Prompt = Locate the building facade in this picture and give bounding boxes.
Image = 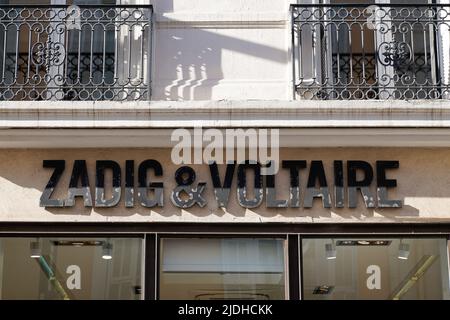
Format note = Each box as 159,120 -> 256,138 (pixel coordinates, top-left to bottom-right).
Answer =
0,0 -> 449,300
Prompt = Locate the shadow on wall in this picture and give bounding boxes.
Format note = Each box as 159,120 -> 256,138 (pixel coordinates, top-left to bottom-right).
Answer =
158,31 -> 287,100
152,1 -> 288,100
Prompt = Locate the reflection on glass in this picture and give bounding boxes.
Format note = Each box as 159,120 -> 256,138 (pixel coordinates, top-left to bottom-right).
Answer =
0,237 -> 142,300
159,238 -> 286,300
302,238 -> 450,300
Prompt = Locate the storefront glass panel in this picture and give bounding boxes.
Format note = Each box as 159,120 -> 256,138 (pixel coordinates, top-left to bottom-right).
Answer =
0,237 -> 143,300
159,238 -> 286,300
302,238 -> 450,300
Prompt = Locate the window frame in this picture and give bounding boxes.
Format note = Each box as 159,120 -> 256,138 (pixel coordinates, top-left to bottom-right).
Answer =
299,233 -> 450,300
156,233 -> 289,301
0,223 -> 449,300
0,232 -> 145,300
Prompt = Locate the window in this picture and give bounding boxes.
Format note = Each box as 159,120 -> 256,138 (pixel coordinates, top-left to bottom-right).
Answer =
0,237 -> 143,299
159,238 -> 287,300
302,237 -> 450,299
292,0 -> 449,99
0,1 -> 152,101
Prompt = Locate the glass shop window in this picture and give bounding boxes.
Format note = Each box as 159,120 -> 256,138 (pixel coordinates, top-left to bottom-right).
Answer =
302,238 -> 450,300
0,237 -> 143,299
159,238 -> 287,300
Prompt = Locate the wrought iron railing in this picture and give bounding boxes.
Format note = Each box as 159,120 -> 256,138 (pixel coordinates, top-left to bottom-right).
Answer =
291,4 -> 450,100
0,4 -> 153,101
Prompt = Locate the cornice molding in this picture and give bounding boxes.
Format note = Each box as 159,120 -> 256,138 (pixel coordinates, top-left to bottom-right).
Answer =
2,100 -> 450,129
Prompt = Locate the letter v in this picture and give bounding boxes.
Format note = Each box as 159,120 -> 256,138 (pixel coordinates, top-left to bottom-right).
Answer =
209,161 -> 236,207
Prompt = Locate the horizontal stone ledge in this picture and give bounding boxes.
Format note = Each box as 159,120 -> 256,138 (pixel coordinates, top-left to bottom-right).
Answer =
0,217 -> 449,223
1,100 -> 450,128
1,128 -> 450,148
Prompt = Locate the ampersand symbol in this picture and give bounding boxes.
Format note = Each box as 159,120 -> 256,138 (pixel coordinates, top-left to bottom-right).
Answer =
170,166 -> 207,208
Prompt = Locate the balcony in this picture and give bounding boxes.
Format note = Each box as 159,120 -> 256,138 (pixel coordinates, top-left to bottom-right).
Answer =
0,4 -> 152,101
291,3 -> 450,100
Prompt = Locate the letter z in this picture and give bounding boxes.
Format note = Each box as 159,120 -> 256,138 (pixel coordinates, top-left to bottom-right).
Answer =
40,160 -> 65,207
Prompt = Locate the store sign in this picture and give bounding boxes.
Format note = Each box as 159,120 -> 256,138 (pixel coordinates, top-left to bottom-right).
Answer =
39,160 -> 402,209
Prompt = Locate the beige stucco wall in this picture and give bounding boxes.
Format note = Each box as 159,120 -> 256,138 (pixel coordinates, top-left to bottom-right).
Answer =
0,148 -> 449,223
